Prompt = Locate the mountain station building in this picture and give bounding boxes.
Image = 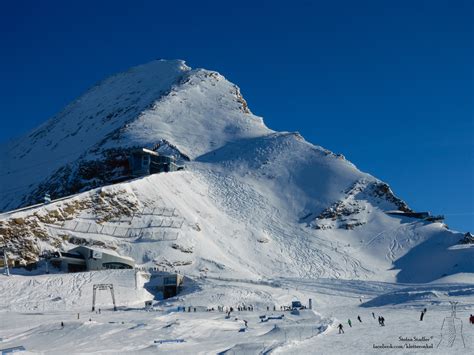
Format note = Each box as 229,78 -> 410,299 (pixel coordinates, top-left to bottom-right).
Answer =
51,246 -> 135,272
146,270 -> 184,299
128,148 -> 184,177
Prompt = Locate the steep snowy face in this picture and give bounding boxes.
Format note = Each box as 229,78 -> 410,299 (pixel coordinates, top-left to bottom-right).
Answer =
197,133 -> 366,218
107,68 -> 271,158
0,60 -> 271,211
2,60 -> 188,172
197,132 -> 409,223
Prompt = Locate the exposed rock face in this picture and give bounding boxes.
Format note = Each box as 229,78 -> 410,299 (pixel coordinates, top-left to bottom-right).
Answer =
0,217 -> 52,266
23,141 -> 190,208
0,187 -> 140,265
366,182 -> 411,213
24,148 -> 130,207
317,200 -> 364,220
460,232 -> 474,244
312,179 -> 411,230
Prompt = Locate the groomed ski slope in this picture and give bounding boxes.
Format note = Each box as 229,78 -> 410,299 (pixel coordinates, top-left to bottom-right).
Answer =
0,271 -> 473,354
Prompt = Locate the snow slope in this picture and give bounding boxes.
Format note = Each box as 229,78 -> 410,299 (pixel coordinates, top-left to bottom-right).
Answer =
1,154 -> 471,283
0,59 -> 472,284
1,273 -> 473,354
0,270 -> 151,312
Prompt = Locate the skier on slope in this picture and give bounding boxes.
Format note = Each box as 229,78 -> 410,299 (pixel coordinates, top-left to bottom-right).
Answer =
357,315 -> 362,322
470,314 -> 474,324
338,323 -> 344,334
348,319 -> 352,327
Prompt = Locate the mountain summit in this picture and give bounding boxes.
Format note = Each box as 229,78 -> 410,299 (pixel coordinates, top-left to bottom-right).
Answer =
0,59 -> 270,210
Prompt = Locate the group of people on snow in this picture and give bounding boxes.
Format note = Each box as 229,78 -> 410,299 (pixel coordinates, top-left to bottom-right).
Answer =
339,307 -> 474,336
347,315 -> 363,328
338,313 -> 385,334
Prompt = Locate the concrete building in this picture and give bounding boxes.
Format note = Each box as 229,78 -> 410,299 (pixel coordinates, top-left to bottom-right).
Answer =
146,271 -> 184,299
51,246 -> 135,272
128,148 -> 184,177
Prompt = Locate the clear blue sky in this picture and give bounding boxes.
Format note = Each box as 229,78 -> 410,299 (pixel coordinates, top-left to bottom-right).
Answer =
1,0 -> 473,231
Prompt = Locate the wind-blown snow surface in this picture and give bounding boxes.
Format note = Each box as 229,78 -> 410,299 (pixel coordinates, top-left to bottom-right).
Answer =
0,59 -> 473,353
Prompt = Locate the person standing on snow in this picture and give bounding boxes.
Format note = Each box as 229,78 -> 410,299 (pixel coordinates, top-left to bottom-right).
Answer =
372,312 -> 375,319
357,315 -> 362,322
348,319 -> 352,327
338,323 -> 344,334
420,308 -> 427,321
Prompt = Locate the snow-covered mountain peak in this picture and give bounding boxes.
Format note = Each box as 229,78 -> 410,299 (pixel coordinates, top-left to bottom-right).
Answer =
1,59 -> 471,285
0,60 -> 271,211
21,59 -> 190,153
110,66 -> 271,158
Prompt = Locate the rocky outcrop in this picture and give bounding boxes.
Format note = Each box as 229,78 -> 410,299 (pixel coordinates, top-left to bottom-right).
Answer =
460,232 -> 474,244
0,217 -> 54,266
312,179 -> 411,231
0,187 -> 140,266
365,182 -> 411,212
23,141 -> 188,208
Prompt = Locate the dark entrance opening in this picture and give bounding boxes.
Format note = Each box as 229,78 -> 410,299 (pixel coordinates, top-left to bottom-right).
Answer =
68,263 -> 87,272
163,286 -> 178,299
